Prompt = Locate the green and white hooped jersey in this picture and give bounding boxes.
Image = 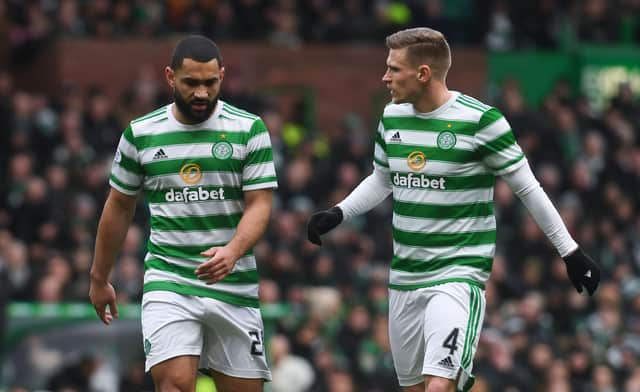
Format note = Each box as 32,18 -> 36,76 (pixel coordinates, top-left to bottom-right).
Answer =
375,91 -> 526,291
110,100 -> 278,308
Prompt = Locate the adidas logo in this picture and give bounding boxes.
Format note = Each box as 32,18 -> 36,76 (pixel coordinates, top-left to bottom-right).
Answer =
437,356 -> 455,369
153,148 -> 168,160
390,131 -> 402,142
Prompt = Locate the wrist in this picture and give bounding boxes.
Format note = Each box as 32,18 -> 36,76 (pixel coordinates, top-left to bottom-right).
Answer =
330,206 -> 344,222
561,244 -> 580,259
563,247 -> 582,261
225,241 -> 245,260
90,270 -> 109,284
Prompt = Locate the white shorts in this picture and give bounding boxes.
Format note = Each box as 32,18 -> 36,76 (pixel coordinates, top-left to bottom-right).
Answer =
141,290 -> 271,381
389,282 -> 485,390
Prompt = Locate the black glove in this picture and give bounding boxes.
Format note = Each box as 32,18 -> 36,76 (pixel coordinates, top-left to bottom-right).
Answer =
307,206 -> 343,246
563,248 -> 601,296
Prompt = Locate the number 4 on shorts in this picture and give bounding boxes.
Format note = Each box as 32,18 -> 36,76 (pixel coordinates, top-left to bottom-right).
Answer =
443,328 -> 459,355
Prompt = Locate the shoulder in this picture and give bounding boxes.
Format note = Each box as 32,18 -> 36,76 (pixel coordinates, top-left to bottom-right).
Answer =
451,93 -> 504,126
219,101 -> 262,127
218,101 -> 269,139
129,105 -> 170,136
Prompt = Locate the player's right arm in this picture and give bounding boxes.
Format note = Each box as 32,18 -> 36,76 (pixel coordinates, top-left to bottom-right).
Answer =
307,121 -> 392,245
89,189 -> 137,324
90,124 -> 143,323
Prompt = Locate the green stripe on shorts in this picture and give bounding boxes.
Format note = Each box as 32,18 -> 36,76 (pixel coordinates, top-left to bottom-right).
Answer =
461,285 -> 482,369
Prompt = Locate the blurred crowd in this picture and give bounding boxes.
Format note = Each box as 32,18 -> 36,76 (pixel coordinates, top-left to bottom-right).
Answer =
2,0 -> 640,65
2,49 -> 640,391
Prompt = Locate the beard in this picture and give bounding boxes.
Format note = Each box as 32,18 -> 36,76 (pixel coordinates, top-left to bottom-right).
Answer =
174,89 -> 218,124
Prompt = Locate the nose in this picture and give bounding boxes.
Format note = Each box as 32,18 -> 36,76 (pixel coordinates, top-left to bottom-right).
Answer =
194,86 -> 208,99
382,71 -> 391,83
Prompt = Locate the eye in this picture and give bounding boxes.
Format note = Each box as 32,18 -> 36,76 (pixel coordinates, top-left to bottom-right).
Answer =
184,79 -> 199,87
203,79 -> 217,87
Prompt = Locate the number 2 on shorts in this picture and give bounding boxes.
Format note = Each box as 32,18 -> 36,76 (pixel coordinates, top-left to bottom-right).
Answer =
249,330 -> 264,356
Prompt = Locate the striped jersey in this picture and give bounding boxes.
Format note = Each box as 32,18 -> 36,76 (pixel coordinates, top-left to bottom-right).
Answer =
109,100 -> 278,308
374,91 -> 526,290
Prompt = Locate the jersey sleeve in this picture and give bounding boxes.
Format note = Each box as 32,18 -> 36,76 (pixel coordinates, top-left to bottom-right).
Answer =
242,118 -> 278,191
373,120 -> 390,177
109,124 -> 143,195
474,108 -> 526,176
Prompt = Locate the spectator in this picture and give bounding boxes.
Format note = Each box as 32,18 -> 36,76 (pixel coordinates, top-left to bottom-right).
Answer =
46,355 -> 98,392
577,0 -> 619,43
0,0 -> 633,48
269,334 -> 315,392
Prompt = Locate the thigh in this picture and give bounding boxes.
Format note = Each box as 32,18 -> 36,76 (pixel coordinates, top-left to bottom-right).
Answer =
142,291 -> 205,373
423,283 -> 485,390
388,288 -> 426,388
199,299 -> 272,382
402,382 -> 425,392
210,369 -> 263,392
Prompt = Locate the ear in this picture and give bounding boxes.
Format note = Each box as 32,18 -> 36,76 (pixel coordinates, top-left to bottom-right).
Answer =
165,66 -> 175,89
219,66 -> 225,82
417,65 -> 432,83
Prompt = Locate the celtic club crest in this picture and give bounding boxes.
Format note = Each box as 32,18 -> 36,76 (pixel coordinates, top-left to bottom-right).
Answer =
437,131 -> 457,150
212,141 -> 233,160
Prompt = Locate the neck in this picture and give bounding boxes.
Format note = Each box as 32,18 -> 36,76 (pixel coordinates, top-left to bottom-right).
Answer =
413,81 -> 451,113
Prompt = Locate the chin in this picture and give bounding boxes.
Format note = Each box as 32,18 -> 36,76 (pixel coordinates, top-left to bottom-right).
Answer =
191,114 -> 210,122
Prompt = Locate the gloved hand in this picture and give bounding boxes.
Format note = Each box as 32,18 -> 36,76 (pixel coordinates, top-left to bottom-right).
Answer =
307,206 -> 343,246
562,248 -> 601,296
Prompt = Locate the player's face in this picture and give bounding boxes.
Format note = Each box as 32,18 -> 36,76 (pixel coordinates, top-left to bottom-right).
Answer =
382,48 -> 422,104
167,58 -> 225,123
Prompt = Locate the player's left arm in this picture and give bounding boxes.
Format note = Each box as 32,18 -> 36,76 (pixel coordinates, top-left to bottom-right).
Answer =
476,108 -> 600,295
500,164 -> 600,295
196,189 -> 272,284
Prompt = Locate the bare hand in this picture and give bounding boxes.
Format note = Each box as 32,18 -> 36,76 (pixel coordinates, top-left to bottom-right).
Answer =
196,246 -> 240,284
89,280 -> 119,325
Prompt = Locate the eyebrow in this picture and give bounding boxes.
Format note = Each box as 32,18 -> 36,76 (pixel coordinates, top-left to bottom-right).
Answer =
181,76 -> 219,82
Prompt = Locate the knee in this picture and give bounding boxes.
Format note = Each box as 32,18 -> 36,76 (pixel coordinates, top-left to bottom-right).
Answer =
425,376 -> 455,392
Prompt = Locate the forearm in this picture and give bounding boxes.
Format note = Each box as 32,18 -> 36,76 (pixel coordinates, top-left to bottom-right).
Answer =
337,168 -> 392,220
227,190 -> 272,257
501,163 -> 578,257
90,191 -> 137,282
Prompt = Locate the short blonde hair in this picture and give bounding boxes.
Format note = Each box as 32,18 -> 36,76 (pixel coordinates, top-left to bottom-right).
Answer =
385,28 -> 451,80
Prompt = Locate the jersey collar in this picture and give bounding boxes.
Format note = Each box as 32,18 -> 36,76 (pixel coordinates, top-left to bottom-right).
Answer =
412,91 -> 460,118
168,99 -> 224,128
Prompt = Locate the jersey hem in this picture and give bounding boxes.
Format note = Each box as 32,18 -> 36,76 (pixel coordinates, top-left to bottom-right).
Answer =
493,155 -> 527,176
242,182 -> 278,191
422,365 -> 458,380
397,375 -> 427,388
388,278 -> 485,291
145,348 -> 202,373
143,281 -> 260,308
199,363 -> 272,382
109,181 -> 139,196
